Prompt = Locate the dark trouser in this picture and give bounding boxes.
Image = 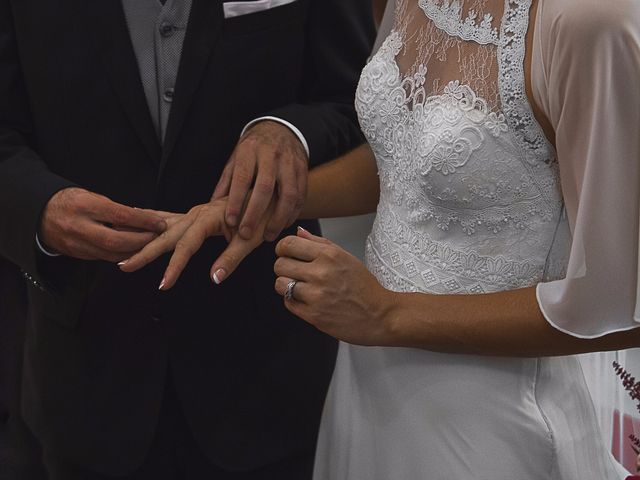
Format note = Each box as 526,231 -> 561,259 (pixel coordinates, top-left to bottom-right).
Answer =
41,376 -> 315,480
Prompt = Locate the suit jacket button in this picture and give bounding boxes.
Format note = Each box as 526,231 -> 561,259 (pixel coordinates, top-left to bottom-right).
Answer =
163,88 -> 174,103
159,23 -> 175,37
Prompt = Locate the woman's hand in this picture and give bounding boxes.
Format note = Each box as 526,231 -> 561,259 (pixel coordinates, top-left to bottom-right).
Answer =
120,198 -> 271,290
274,227 -> 396,346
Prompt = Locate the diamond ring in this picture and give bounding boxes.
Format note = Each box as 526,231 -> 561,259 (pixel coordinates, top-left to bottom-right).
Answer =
284,280 -> 298,301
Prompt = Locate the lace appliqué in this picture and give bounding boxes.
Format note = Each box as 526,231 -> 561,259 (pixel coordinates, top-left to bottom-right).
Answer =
365,208 -> 543,295
418,0 -> 499,45
498,0 -> 555,166
357,32 -> 559,236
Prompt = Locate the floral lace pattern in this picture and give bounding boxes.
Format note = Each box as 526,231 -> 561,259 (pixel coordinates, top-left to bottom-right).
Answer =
418,0 -> 499,45
365,206 -> 545,295
357,0 -> 565,294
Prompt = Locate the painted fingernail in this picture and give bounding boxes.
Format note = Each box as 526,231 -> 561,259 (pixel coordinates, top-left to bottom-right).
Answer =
118,260 -> 129,267
212,268 -> 227,285
297,226 -> 309,234
158,278 -> 166,290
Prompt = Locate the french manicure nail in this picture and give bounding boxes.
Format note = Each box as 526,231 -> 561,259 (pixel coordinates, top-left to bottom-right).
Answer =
212,268 -> 227,285
297,226 -> 309,234
158,278 -> 166,290
118,260 -> 129,267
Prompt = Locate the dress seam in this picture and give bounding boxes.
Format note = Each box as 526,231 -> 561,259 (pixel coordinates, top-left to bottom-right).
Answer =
533,358 -> 558,480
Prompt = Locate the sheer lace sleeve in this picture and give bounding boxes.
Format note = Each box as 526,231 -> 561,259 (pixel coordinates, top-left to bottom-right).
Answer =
533,0 -> 640,338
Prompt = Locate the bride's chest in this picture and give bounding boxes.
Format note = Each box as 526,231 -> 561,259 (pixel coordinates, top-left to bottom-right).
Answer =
356,1 -> 560,234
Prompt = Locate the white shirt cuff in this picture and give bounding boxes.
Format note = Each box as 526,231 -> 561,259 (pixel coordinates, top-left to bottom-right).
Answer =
241,116 -> 310,158
35,233 -> 62,257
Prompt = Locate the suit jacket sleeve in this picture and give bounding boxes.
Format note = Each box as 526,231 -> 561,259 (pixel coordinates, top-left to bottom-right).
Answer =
265,0 -> 376,168
0,0 -> 76,275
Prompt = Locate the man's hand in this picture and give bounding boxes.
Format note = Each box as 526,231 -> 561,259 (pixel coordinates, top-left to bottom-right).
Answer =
39,187 -> 167,263
212,120 -> 308,242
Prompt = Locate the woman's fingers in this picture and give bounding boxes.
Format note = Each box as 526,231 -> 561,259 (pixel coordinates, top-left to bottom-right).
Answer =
296,226 -> 331,243
210,199 -> 276,284
275,234 -> 325,262
160,222 -> 211,290
120,220 -> 191,273
273,257 -> 313,283
159,204 -> 227,289
209,232 -> 263,285
274,276 -> 310,304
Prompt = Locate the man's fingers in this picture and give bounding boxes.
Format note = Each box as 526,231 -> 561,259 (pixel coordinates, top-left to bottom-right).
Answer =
265,166 -> 299,241
225,152 -> 257,227
212,161 -> 234,201
83,224 -> 157,254
238,157 -> 277,239
92,200 -> 167,234
71,241 -> 138,263
287,166 -> 308,227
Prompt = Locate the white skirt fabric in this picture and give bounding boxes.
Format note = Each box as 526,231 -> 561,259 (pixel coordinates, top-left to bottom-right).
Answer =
313,343 -> 629,479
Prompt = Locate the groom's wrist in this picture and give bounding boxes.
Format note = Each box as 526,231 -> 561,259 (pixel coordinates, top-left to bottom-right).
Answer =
241,116 -> 310,159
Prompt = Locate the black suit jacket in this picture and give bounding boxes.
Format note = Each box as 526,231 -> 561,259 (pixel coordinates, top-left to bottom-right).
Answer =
0,258 -> 26,423
0,0 -> 374,474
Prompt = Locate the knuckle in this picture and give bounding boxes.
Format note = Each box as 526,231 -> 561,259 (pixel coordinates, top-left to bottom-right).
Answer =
111,208 -> 130,226
254,180 -> 274,195
102,235 -> 122,252
273,258 -> 283,274
242,135 -> 258,149
57,217 -> 73,234
280,236 -> 296,252
323,247 -> 340,262
222,251 -> 239,267
235,170 -> 254,185
175,240 -> 195,256
315,266 -> 331,282
261,145 -> 278,158
188,205 -> 202,216
280,188 -> 299,203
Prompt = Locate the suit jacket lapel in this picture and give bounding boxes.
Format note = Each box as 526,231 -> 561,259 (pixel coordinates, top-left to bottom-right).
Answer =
160,0 -> 224,176
96,1 -> 162,165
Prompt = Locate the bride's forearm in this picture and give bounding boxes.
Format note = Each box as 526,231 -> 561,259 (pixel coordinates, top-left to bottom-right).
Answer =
300,143 -> 380,219
382,287 -> 640,356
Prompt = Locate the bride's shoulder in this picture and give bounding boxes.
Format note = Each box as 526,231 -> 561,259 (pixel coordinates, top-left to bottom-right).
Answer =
538,0 -> 639,36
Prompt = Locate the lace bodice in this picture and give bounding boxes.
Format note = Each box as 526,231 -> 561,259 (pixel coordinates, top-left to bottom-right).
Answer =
359,0 -> 565,295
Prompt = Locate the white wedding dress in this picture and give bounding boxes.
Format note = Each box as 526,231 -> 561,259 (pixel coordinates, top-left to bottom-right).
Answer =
313,0 -> 640,478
